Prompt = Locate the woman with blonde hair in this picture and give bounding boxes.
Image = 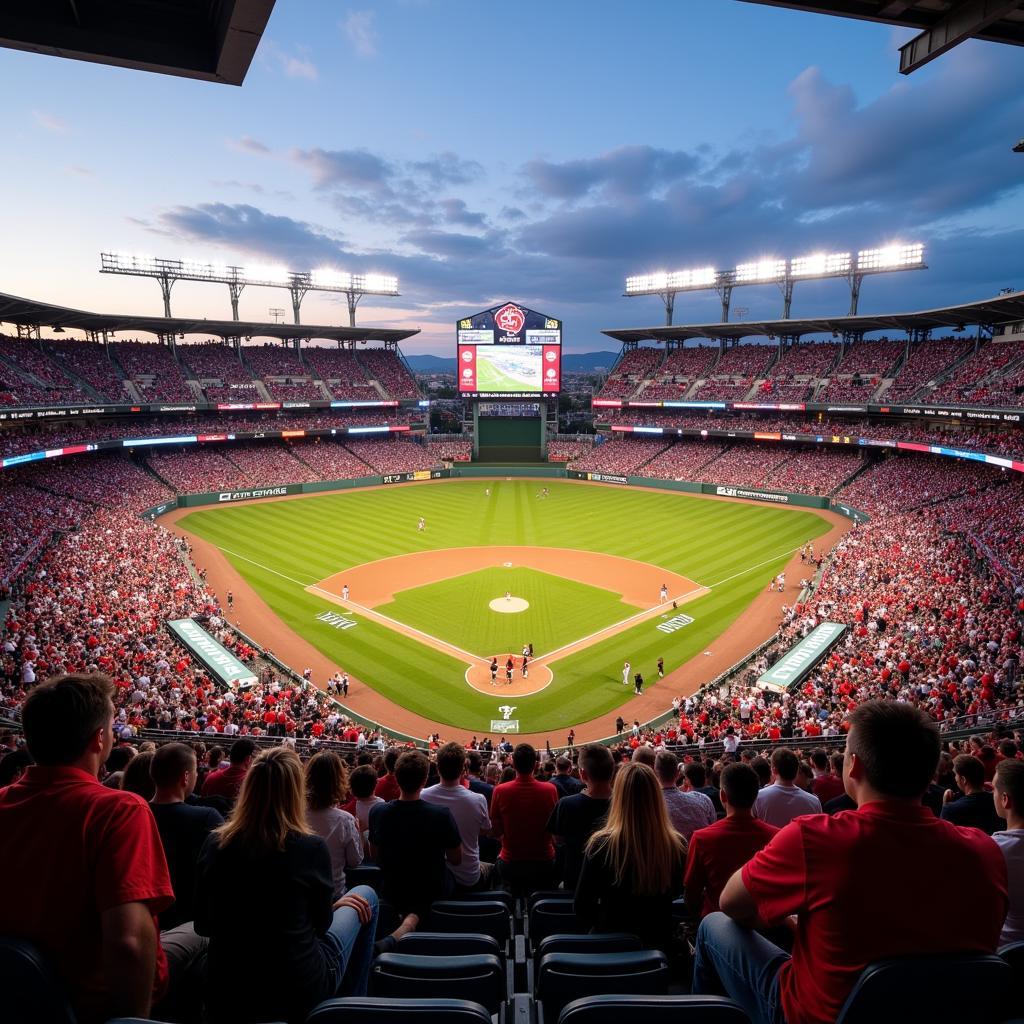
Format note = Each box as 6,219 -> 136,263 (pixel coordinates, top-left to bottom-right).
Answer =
306,749 -> 363,899
195,746 -> 378,1024
574,761 -> 686,950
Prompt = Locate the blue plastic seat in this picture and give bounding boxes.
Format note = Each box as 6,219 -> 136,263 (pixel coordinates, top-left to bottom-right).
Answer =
529,898 -> 584,948
306,997 -> 492,1024
0,935 -> 77,1024
536,950 -> 669,1022
430,900 -> 511,944
394,932 -> 502,958
834,954 -> 1011,1024
558,994 -> 751,1024
345,865 -> 383,892
454,889 -> 517,915
369,953 -> 506,1015
533,932 -> 642,967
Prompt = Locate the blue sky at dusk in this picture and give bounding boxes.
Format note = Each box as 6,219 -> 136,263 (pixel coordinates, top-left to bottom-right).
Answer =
1,0 -> 1023,354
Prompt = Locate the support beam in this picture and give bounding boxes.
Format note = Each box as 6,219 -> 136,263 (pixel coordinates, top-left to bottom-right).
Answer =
289,282 -> 309,325
898,0 -> 1021,74
848,273 -> 864,317
780,278 -> 795,320
660,291 -> 675,326
227,279 -> 245,320
716,284 -> 733,323
346,289 -> 361,327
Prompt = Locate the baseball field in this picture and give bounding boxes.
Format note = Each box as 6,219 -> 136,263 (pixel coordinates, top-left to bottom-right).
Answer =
175,478 -> 833,737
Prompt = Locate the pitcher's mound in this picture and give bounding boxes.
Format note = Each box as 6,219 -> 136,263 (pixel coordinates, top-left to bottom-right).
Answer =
490,596 -> 529,613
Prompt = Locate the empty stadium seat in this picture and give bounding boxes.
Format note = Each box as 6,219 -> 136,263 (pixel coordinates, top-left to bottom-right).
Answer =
430,900 -> 512,944
534,932 -> 642,965
455,888 -> 517,914
346,865 -> 383,891
306,997 -> 492,1024
395,932 -> 503,958
1000,941 -> 1024,995
834,955 -> 1011,1024
529,898 -> 584,947
557,994 -> 751,1024
369,953 -> 506,1015
0,935 -> 77,1024
535,950 -> 669,1022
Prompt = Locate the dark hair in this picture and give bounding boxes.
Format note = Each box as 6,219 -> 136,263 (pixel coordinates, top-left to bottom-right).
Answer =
151,742 -> 196,789
721,762 -> 760,810
349,763 -> 378,799
383,746 -> 402,773
654,750 -> 679,784
579,743 -> 614,783
436,742 -> 466,782
847,700 -> 939,799
810,749 -> 829,771
555,756 -> 571,773
305,750 -> 350,810
122,752 -> 156,800
770,748 -> 799,782
22,673 -> 114,766
207,746 -> 225,769
750,756 -> 771,787
395,750 -> 429,794
999,739 -> 1019,759
466,750 -> 483,774
105,745 -> 135,773
228,739 -> 256,766
683,761 -> 707,788
995,759 -> 1024,811
512,743 -> 537,774
0,749 -> 33,787
830,752 -> 845,775
953,753 -> 985,789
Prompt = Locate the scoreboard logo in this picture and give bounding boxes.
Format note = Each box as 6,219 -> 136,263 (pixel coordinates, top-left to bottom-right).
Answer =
459,318 -> 472,329
494,303 -> 525,335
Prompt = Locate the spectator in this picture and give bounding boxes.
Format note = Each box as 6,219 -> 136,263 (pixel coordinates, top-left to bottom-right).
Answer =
810,750 -> 846,805
102,743 -> 135,790
422,741 -> 491,892
694,701 -> 1008,1024
547,743 -> 615,890
752,748 -> 822,827
195,747 -> 379,1024
150,742 -> 223,930
305,751 -> 363,900
0,673 -> 195,1024
122,750 -> 156,800
683,761 -> 725,815
374,746 -> 403,801
201,738 -> 255,803
490,742 -> 560,892
369,750 -> 461,917
551,754 -> 584,798
575,762 -> 686,950
685,763 -> 779,918
993,759 -> 1024,945
466,749 -> 494,804
941,754 -> 1003,835
657,750 -> 716,840
345,763 -> 384,843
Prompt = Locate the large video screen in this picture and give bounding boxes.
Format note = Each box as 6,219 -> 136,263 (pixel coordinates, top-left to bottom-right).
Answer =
456,302 -> 561,398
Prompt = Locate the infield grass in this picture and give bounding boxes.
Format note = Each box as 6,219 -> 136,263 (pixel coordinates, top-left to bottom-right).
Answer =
178,478 -> 831,736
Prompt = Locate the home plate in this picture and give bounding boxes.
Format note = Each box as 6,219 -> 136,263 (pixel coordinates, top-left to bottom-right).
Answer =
490,596 -> 529,613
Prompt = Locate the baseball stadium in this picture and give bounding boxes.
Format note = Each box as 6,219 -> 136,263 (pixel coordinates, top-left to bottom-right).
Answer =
1,3 -> 1023,1024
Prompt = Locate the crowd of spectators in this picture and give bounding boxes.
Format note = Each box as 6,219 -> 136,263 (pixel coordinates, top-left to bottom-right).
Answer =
288,439 -> 376,479
178,343 -> 253,386
302,348 -> 376,400
928,342 -> 1024,408
883,337 -> 972,402
642,441 -> 727,481
831,337 -> 904,376
769,341 -> 840,378
221,444 -> 322,486
146,450 -> 249,493
568,437 -> 671,474
344,437 -> 436,474
45,338 -> 126,400
111,341 -> 195,402
242,344 -> 305,377
261,381 -> 328,402
0,337 -> 91,405
547,438 -> 594,462
358,349 -> 420,399
424,438 -> 472,461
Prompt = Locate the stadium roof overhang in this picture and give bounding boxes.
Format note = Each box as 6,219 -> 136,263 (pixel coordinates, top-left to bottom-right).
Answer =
602,290 -> 1024,344
737,1 -> 1024,74
0,291 -> 419,344
0,0 -> 276,85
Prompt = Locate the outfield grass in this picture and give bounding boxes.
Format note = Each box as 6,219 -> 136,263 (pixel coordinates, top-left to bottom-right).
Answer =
178,479 -> 831,736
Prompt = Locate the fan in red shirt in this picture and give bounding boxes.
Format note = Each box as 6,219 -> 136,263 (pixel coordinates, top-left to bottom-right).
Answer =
0,673 -> 200,1024
809,749 -> 846,805
202,738 -> 255,803
374,747 -> 403,801
489,743 -> 559,891
685,762 -> 778,918
693,701 -> 1008,1024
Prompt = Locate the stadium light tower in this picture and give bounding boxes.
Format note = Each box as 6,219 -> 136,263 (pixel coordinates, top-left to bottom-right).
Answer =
99,253 -> 399,325
624,243 -> 925,323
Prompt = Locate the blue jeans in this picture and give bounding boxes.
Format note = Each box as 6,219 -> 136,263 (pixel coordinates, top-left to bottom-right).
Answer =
321,884 -> 379,997
692,912 -> 789,1024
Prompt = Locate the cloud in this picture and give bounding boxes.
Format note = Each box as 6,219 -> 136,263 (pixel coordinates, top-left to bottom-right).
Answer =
231,136 -> 272,155
33,110 -> 69,134
410,152 -> 484,187
280,54 -> 318,80
440,199 -> 487,228
292,147 -> 394,190
260,40 -> 319,80
67,165 -> 94,177
342,10 -> 378,57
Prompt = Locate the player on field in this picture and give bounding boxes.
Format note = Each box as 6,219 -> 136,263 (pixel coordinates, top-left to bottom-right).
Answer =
417,517 -> 425,531
490,658 -> 498,685
505,657 -> 514,685
342,584 -> 349,600
622,660 -> 631,686
659,583 -> 669,603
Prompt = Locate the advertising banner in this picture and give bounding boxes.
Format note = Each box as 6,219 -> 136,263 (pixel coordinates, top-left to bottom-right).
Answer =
756,622 -> 847,693
165,618 -> 258,688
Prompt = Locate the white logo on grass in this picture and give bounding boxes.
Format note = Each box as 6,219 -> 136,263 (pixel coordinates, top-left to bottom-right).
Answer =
498,705 -> 517,720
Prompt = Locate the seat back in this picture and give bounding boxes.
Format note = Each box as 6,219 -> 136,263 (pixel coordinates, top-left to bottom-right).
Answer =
306,996 -> 492,1024
0,936 -> 77,1024
558,994 -> 751,1024
1001,940 -> 1024,993
454,889 -> 516,914
835,955 -> 1011,1024
345,865 -> 383,892
529,898 -> 583,946
430,900 -> 511,943
534,932 -> 642,968
394,932 -> 501,958
536,950 -> 669,1021
370,953 -> 506,1015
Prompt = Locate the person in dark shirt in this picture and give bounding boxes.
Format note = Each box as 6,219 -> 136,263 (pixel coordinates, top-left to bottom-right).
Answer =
195,747 -> 378,1024
150,743 -> 223,930
941,754 -> 1003,835
551,755 -> 584,799
466,750 -> 494,805
684,761 -> 724,815
369,750 -> 462,918
201,738 -> 255,805
548,744 -> 614,889
575,761 -> 685,951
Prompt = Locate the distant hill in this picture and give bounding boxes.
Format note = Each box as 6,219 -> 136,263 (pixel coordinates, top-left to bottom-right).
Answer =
406,351 -> 619,373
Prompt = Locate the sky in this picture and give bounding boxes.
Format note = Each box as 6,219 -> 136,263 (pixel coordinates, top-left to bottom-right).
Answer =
1,0 -> 1023,355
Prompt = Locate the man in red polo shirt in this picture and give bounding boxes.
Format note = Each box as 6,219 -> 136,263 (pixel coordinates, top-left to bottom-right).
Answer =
0,674 -> 194,1023
374,746 -> 403,801
202,737 -> 255,803
489,743 -> 559,891
693,701 -> 1008,1024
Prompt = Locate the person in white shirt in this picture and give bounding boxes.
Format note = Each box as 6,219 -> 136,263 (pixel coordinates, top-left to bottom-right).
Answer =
622,661 -> 631,686
422,742 -> 491,891
349,764 -> 385,851
753,747 -> 822,827
304,750 -> 363,900
993,758 -> 1024,945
